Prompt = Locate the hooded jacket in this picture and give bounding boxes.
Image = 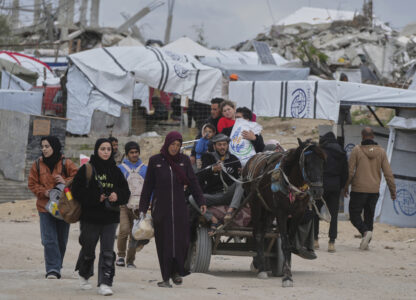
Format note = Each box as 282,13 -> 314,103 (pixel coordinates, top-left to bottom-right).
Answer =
319,132 -> 348,192
345,139 -> 396,196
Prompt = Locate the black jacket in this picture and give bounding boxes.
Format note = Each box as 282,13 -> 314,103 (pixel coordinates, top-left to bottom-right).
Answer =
197,151 -> 241,194
319,132 -> 349,192
72,164 -> 130,224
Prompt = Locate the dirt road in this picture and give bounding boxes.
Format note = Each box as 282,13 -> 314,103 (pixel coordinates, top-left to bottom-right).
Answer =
0,199 -> 415,300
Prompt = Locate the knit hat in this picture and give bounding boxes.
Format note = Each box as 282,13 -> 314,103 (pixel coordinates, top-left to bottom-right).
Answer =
125,141 -> 140,155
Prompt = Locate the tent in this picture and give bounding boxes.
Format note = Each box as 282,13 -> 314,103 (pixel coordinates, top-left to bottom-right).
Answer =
230,80 -> 416,227
0,57 -> 38,85
0,90 -> 43,115
0,51 -> 59,86
66,46 -> 222,134
163,37 -> 216,57
1,70 -> 32,90
200,50 -> 288,66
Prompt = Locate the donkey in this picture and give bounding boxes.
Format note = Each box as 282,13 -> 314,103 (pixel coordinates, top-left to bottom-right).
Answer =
242,138 -> 325,287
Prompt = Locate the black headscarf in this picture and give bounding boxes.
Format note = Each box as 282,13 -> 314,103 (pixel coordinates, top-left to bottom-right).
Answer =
160,131 -> 190,186
40,136 -> 62,173
89,138 -> 116,176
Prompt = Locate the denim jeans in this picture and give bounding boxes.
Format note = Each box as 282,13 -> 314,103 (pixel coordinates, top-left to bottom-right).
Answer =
39,212 -> 70,276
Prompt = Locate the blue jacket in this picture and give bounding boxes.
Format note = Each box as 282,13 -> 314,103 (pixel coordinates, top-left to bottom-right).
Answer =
195,138 -> 211,159
118,158 -> 147,180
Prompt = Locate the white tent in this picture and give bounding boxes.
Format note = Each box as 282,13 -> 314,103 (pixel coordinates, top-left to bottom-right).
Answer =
163,37 -> 216,57
0,90 -> 43,115
66,46 -> 222,134
200,50 -> 288,66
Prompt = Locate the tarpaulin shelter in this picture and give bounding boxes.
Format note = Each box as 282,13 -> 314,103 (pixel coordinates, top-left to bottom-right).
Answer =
0,90 -> 43,115
0,58 -> 38,85
0,51 -> 58,85
66,46 -> 222,134
230,80 -> 416,227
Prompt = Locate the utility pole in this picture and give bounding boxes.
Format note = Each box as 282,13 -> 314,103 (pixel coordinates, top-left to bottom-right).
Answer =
33,0 -> 41,29
57,0 -> 68,40
90,0 -> 100,27
43,0 -> 54,41
164,0 -> 175,44
11,0 -> 19,29
79,0 -> 88,27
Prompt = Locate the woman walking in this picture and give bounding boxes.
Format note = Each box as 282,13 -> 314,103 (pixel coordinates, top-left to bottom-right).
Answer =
71,138 -> 130,296
28,136 -> 78,279
139,131 -> 206,288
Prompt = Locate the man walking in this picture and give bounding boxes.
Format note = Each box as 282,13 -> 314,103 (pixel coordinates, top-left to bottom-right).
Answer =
117,141 -> 148,268
345,127 -> 396,250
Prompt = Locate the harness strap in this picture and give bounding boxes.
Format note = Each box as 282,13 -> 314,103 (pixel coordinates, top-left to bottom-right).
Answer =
257,186 -> 273,212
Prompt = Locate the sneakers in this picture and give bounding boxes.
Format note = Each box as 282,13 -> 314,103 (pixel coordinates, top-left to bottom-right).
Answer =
360,231 -> 373,250
46,271 -> 60,279
157,280 -> 172,288
79,276 -> 92,290
314,239 -> 319,250
127,263 -> 136,269
98,284 -> 113,296
116,257 -> 125,267
328,241 -> 336,253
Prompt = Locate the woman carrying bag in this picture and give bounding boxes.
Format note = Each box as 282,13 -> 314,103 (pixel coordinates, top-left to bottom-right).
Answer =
138,131 -> 206,288
28,136 -> 78,279
71,138 -> 130,296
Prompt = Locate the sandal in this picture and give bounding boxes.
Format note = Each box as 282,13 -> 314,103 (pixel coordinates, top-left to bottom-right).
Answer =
172,273 -> 183,285
208,222 -> 222,236
224,211 -> 233,222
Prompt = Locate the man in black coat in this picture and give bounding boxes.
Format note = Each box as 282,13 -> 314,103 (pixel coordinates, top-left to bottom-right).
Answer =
190,134 -> 242,232
314,131 -> 348,252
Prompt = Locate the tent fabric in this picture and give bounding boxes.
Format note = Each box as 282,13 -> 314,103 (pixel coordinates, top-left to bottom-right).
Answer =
388,116 -> 416,130
68,46 -> 222,105
0,57 -> 38,85
339,81 -> 416,107
199,62 -> 309,81
162,37 -> 216,56
0,90 -> 42,115
229,80 -> 340,121
1,70 -> 32,90
0,51 -> 58,86
66,66 -> 121,135
200,50 -> 288,66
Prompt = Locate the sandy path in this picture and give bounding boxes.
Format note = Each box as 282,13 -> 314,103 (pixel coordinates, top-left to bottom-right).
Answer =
0,200 -> 415,300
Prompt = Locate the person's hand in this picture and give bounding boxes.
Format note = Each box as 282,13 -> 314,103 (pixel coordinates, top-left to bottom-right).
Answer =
190,156 -> 196,165
391,192 -> 396,201
212,162 -> 222,173
242,130 -> 256,141
200,205 -> 207,215
44,190 -> 50,197
100,194 -> 106,202
109,192 -> 118,202
344,189 -> 349,198
54,175 -> 65,184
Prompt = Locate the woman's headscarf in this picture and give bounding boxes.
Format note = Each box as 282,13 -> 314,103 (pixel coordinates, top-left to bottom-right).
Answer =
160,131 -> 189,186
89,138 -> 116,176
40,136 -> 62,173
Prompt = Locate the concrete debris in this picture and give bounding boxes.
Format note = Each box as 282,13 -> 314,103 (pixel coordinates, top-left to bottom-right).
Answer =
237,17 -> 416,86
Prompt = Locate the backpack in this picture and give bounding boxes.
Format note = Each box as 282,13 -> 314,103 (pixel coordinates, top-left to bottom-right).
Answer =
121,162 -> 145,210
58,163 -> 93,223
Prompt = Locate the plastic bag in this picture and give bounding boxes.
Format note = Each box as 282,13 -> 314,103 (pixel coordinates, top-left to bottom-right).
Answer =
132,213 -> 154,240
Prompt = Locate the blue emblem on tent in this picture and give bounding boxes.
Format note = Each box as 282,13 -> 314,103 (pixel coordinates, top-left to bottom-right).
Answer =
393,188 -> 416,216
174,64 -> 189,79
291,88 -> 307,118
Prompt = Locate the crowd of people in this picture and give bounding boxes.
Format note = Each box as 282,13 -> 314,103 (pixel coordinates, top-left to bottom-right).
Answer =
27,96 -> 397,296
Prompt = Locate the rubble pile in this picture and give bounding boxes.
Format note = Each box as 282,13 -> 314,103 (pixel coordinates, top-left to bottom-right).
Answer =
237,17 -> 416,86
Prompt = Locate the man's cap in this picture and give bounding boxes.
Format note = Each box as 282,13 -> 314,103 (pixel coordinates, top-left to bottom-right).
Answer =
212,133 -> 230,143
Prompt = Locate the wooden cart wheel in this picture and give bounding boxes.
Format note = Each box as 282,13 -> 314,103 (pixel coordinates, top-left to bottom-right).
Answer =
188,226 -> 212,273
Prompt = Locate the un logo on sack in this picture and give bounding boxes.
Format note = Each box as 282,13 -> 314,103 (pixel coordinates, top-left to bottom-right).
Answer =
344,143 -> 355,158
291,89 -> 307,118
174,64 -> 189,79
394,187 -> 416,216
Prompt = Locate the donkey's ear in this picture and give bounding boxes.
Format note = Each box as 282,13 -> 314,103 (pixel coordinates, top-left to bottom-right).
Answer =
297,138 -> 303,146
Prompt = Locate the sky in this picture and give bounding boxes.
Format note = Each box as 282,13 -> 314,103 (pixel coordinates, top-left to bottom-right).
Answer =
98,0 -> 416,48
6,0 -> 416,48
